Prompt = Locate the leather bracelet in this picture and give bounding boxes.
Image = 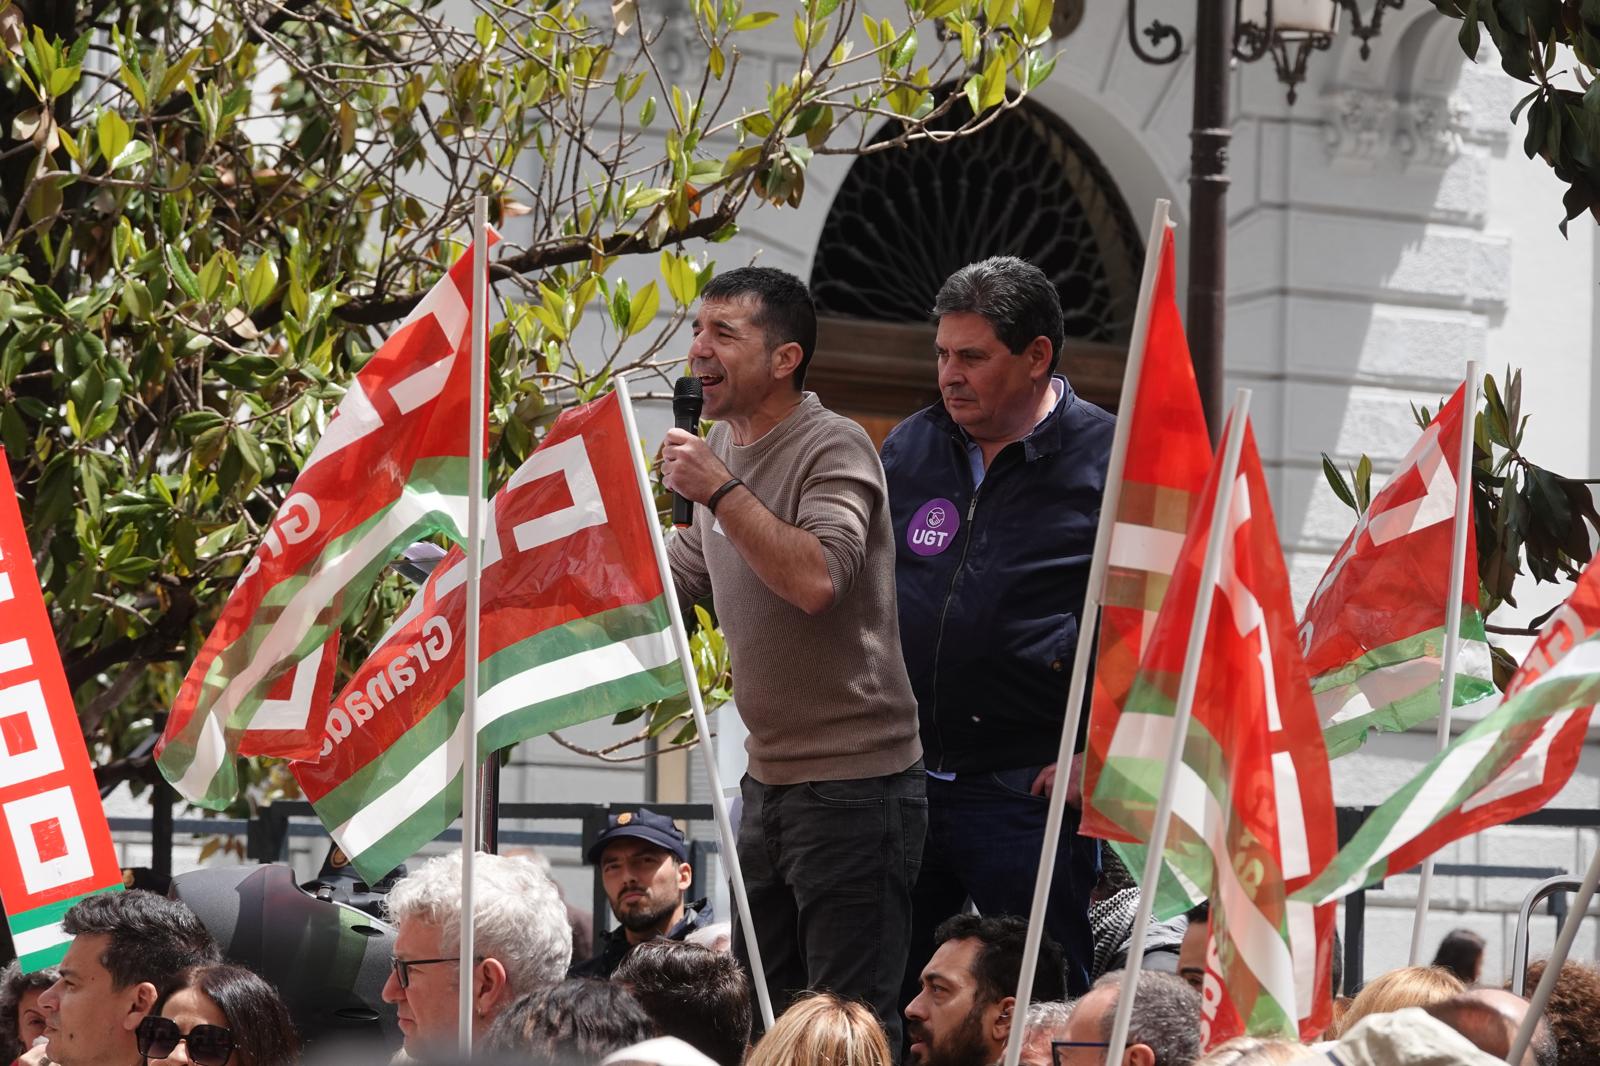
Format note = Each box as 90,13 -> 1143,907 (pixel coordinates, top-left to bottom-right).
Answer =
707,477 -> 745,514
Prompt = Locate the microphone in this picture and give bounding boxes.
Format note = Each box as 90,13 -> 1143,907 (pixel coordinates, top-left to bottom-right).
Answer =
672,376 -> 704,528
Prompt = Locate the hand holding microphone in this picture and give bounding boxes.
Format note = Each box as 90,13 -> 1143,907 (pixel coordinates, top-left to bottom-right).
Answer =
664,375 -> 744,526
670,377 -> 703,527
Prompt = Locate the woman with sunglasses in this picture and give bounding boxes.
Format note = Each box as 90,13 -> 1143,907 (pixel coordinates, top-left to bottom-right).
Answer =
138,964 -> 299,1066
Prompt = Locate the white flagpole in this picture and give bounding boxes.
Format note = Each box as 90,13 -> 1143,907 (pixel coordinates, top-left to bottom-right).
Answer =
1105,388 -> 1252,1066
1509,843 -> 1600,1064
456,195 -> 489,1055
1001,198 -> 1173,1066
613,375 -> 776,1030
1408,361 -> 1480,966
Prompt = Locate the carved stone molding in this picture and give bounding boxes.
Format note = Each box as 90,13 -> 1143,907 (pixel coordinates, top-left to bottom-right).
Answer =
1322,89 -> 1397,171
1322,88 -> 1467,171
1396,94 -> 1466,171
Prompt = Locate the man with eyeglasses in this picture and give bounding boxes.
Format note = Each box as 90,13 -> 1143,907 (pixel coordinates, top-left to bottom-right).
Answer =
904,914 -> 1065,1066
35,891 -> 220,1066
1054,971 -> 1201,1066
381,851 -> 570,1056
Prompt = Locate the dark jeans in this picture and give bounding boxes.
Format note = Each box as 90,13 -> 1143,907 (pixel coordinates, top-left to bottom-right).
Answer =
731,762 -> 927,1054
901,765 -> 1098,1013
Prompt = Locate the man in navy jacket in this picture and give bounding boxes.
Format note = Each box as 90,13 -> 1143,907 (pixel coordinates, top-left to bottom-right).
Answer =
882,256 -> 1114,1003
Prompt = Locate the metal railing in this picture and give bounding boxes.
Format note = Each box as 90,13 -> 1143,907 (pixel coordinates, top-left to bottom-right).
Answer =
118,800 -> 721,957
110,795 -> 1600,983
1338,805 -> 1600,990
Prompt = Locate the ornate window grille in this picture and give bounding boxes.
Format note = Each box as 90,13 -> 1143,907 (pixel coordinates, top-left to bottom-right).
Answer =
809,96 -> 1144,348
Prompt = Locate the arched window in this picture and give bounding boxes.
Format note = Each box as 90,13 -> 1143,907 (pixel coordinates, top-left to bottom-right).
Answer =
806,96 -> 1143,441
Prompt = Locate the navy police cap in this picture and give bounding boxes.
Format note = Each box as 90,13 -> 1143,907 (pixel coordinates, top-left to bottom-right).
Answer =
584,808 -> 689,865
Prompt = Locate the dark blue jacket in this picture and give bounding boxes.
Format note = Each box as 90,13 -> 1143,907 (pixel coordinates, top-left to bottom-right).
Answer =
881,377 -> 1114,773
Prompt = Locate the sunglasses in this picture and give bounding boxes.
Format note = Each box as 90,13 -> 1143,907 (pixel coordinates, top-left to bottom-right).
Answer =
136,1016 -> 234,1066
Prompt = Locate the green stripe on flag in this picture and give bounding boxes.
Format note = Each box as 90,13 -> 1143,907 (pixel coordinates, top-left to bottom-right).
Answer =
9,883 -> 124,971
344,658 -> 685,882
310,600 -> 686,881
1297,648 -> 1600,903
159,460 -> 473,807
313,599 -> 676,827
1315,616 -> 1496,759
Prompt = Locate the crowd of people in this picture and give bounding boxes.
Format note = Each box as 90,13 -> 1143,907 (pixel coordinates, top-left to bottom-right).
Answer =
3,871 -> 1599,1066
11,252 -> 1591,1066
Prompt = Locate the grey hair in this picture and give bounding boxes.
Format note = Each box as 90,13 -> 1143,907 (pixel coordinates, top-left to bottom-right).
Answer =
1092,971 -> 1203,1066
1023,1000 -> 1074,1043
932,256 -> 1065,371
384,851 -> 571,998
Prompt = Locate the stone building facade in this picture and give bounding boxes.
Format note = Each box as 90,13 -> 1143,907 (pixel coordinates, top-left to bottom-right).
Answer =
119,0 -> 1600,988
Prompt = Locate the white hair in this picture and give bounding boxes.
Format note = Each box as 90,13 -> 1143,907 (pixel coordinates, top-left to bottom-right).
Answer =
384,851 -> 571,997
1023,1000 -> 1074,1042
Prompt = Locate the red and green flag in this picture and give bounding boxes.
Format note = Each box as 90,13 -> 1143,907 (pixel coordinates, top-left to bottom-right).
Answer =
1080,223 -> 1214,844
1090,420 -> 1337,1045
1298,552 -> 1600,904
157,232 -> 498,808
1299,383 -> 1494,757
294,390 -> 686,882
0,451 -> 125,969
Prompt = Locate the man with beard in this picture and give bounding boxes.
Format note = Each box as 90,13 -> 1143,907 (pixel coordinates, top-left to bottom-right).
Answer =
904,915 -> 1065,1066
570,809 -> 714,979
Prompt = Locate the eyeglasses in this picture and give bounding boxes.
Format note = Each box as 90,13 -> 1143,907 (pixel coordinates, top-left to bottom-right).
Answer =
136,1016 -> 234,1066
389,954 -> 483,989
1051,1041 -> 1112,1066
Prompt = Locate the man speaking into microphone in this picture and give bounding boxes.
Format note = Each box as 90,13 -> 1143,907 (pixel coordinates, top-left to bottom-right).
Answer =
661,266 -> 924,1053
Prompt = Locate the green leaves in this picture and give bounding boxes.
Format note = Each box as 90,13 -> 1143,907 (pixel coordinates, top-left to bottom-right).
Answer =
244,254 -> 279,311
0,0 -> 1059,799
1435,0 -> 1600,227
97,110 -> 130,162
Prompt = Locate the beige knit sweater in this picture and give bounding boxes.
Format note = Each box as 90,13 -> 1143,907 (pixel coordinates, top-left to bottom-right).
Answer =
667,393 -> 922,785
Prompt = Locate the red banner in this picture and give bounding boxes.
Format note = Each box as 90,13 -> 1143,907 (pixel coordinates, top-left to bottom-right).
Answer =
0,451 -> 123,942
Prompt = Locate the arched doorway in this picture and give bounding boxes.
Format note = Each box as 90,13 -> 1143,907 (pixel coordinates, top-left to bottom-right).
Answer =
806,96 -> 1145,445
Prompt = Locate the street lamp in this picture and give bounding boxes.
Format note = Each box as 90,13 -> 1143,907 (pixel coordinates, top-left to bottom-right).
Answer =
1236,0 -> 1406,103
1122,0 -> 1403,435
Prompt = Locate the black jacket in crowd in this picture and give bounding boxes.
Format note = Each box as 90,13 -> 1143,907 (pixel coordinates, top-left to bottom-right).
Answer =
881,376 -> 1115,773
566,896 -> 715,979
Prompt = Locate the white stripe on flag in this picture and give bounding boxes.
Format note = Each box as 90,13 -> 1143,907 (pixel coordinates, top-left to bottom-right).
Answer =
1172,762 -> 1300,1025
1458,707 -> 1581,815
1271,751 -> 1310,880
404,259 -> 469,343
390,355 -> 456,416
1321,656 -> 1442,725
12,921 -> 71,958
1349,637 -> 1600,875
244,645 -> 329,732
333,625 -> 679,857
1108,523 -> 1185,573
1110,712 -> 1307,1024
301,375 -> 385,474
1287,900 -> 1318,1019
1106,710 -> 1176,760
175,490 -> 470,800
0,573 -> 12,603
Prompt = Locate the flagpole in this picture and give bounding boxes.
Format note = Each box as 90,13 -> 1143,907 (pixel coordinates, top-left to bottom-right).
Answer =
1408,361 -> 1479,966
613,375 -> 776,1031
456,195 -> 489,1056
1509,842 -> 1600,1064
1001,198 -> 1174,1066
1105,388 -> 1252,1066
